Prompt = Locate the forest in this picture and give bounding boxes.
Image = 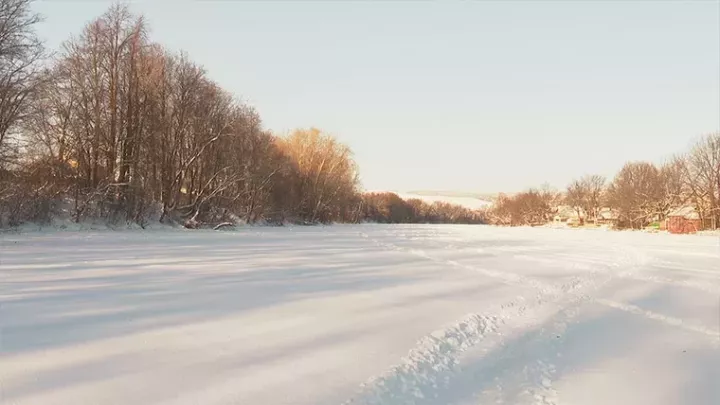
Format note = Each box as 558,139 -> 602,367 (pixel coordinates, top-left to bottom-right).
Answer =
0,1 -> 483,228
1,1 -> 716,231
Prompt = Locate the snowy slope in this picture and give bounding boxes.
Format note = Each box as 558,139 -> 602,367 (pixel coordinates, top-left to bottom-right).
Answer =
396,193 -> 492,210
1,225 -> 719,405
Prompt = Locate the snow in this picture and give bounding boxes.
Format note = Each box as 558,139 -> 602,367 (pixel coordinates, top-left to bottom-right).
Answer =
1,225 -> 719,405
395,193 -> 492,210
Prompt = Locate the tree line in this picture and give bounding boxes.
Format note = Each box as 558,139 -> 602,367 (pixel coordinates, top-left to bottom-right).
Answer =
0,1 -> 482,228
3,1 -> 714,230
361,192 -> 485,224
487,132 -> 720,229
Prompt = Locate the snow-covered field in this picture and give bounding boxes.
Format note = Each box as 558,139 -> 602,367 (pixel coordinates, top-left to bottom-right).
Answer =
2,225 -> 719,405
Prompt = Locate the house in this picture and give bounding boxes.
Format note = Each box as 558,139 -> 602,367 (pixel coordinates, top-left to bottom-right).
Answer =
666,206 -> 701,234
596,208 -> 619,227
553,205 -> 582,226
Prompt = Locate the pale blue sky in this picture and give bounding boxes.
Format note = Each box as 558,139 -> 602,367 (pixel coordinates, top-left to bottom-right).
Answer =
32,0 -> 719,193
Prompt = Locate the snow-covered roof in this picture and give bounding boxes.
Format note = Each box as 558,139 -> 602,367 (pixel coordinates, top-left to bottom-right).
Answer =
598,208 -> 619,220
668,206 -> 700,219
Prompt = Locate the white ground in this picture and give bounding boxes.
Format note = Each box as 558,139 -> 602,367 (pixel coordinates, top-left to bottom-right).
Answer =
1,225 -> 719,405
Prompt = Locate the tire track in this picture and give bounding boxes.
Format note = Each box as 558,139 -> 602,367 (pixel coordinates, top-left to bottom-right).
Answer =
341,314 -> 502,405
400,235 -> 718,340
364,229 -> 719,338
347,229 -> 719,405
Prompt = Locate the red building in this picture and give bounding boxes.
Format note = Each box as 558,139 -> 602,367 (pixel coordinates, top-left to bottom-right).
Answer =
666,206 -> 702,234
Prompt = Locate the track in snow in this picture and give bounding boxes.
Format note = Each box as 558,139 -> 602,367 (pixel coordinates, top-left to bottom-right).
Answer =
348,227 -> 720,405
1,225 -> 719,405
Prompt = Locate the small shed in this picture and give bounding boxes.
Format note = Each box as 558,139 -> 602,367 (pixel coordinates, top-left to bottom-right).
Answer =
667,206 -> 701,234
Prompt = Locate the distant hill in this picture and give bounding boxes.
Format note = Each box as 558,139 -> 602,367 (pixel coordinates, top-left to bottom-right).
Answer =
406,190 -> 499,201
395,191 -> 493,210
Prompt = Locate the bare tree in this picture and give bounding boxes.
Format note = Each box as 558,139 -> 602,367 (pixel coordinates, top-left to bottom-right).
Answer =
565,179 -> 587,222
684,133 -> 720,228
488,189 -> 553,226
657,158 -> 686,218
583,175 -> 605,223
0,0 -> 44,166
606,162 -> 663,228
277,128 -> 359,223
564,175 -> 605,224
